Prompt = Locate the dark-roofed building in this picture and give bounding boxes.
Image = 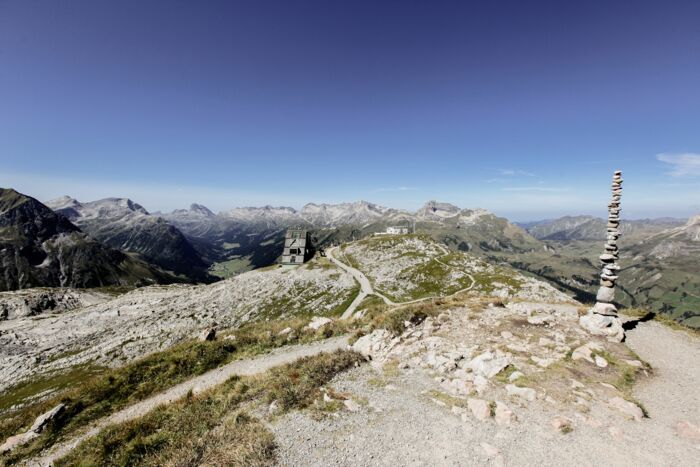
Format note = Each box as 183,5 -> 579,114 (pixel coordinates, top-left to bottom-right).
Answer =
281,228 -> 312,264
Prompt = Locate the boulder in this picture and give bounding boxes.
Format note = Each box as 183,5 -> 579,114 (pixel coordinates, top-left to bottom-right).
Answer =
199,327 -> 216,341
494,401 -> 516,426
608,397 -> 644,421
467,398 -> 491,421
351,329 -> 391,360
596,286 -> 615,303
590,302 -> 618,317
505,384 -> 536,401
579,312 -> 624,342
595,355 -> 608,368
467,351 -> 510,379
0,403 -> 65,453
527,314 -> 554,326
306,316 -> 333,331
571,342 -> 604,363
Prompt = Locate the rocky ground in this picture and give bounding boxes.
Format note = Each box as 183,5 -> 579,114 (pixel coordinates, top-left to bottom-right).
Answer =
270,301 -> 700,466
0,260 -> 357,395
342,235 -> 572,303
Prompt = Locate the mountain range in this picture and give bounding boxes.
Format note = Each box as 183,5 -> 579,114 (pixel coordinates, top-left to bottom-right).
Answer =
1,186 -> 696,328
0,189 -> 175,291
46,196 -> 212,282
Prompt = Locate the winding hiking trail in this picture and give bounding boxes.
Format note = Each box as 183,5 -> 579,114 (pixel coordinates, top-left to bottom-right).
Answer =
26,336 -> 350,467
624,318 -> 700,444
327,243 -> 475,319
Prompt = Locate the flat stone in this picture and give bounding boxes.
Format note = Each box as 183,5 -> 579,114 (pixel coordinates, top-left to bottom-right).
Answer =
677,421 -> 700,441
467,351 -> 510,379
596,286 -> 615,303
600,280 -> 615,288
599,254 -> 616,262
595,355 -> 609,368
609,397 -> 644,421
579,312 -> 624,341
494,401 -> 516,426
505,384 -> 536,401
527,314 -> 554,326
591,302 -> 618,316
306,316 -> 333,330
467,398 -> 491,421
508,371 -> 524,382
572,341 -> 604,363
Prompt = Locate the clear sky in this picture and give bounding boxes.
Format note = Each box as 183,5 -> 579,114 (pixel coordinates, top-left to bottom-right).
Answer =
1,0 -> 699,221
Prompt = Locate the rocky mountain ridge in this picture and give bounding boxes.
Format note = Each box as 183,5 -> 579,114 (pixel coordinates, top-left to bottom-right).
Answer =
46,196 -> 211,282
0,189 -> 174,291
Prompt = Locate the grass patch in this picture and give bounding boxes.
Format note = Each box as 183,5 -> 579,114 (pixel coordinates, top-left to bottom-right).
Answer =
0,317 -> 351,464
427,390 -> 467,408
54,350 -> 362,466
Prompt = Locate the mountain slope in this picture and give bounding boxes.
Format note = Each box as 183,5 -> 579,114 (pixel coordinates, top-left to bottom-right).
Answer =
524,215 -> 685,242
47,197 -> 211,282
163,200 -> 543,278
0,188 -> 175,291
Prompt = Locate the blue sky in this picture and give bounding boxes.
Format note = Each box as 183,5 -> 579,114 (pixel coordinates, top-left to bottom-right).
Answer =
1,0 -> 699,220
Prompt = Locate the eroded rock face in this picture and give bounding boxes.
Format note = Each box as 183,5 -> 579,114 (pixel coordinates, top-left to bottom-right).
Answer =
0,263 -> 357,393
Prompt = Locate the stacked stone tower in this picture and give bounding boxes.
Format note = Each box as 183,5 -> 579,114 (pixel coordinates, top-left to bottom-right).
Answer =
580,171 -> 625,341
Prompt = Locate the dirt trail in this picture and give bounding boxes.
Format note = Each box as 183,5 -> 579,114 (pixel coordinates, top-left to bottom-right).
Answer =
26,336 -> 350,467
624,319 -> 700,439
328,243 -> 475,319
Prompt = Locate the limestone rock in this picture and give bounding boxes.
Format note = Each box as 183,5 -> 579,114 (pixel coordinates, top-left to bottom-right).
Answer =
609,397 -> 644,421
351,329 -> 391,360
0,403 -> 65,453
199,327 -> 216,341
494,401 -> 516,426
306,316 -> 333,331
527,314 -> 554,326
467,351 -> 510,379
594,355 -> 608,368
467,398 -> 491,421
590,302 -> 618,317
579,313 -> 624,342
596,286 -> 615,303
505,384 -> 536,401
480,442 -> 500,458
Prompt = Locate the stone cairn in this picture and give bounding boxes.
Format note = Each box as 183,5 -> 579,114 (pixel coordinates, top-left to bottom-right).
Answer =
580,170 -> 625,341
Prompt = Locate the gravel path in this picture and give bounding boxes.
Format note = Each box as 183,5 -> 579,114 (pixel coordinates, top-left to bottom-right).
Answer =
27,336 -> 350,467
624,319 -> 700,443
271,320 -> 700,466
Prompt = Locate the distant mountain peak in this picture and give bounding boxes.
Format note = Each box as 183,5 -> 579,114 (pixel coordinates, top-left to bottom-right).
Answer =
189,203 -> 215,216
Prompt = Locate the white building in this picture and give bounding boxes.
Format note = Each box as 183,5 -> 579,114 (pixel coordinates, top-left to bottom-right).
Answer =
385,226 -> 409,235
